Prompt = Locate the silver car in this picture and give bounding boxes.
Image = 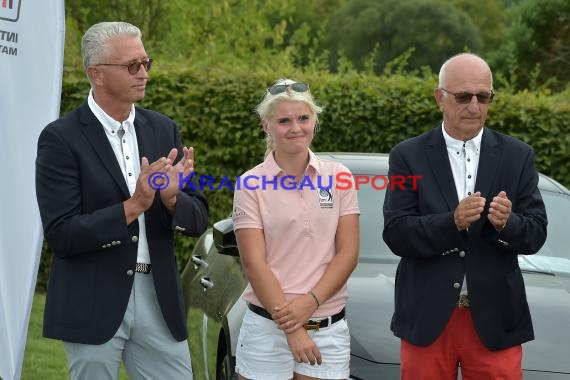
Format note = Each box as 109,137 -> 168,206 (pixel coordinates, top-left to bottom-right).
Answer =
182,152 -> 570,380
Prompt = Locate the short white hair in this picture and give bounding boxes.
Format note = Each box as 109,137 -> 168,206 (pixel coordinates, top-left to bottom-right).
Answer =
81,21 -> 142,70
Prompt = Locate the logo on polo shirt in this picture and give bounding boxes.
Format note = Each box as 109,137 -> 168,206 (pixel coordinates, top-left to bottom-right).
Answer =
318,188 -> 333,208
232,207 -> 246,218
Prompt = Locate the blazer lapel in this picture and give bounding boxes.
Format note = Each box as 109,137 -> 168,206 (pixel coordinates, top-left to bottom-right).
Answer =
425,126 -> 459,211
133,110 -> 158,162
475,128 -> 501,199
79,103 -> 130,197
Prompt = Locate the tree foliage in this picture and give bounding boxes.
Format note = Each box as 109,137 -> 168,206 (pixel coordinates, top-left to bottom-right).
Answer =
63,0 -> 570,91
66,0 -> 171,46
326,0 -> 483,74
154,0 -> 300,71
64,0 -> 171,69
493,0 -> 570,91
449,0 -> 508,52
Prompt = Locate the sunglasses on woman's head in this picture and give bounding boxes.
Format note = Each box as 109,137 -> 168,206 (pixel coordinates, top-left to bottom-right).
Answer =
267,82 -> 309,95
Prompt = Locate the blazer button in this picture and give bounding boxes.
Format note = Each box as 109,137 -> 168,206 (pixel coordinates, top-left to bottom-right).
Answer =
459,250 -> 466,258
131,236 -> 139,243
453,282 -> 461,289
127,270 -> 134,276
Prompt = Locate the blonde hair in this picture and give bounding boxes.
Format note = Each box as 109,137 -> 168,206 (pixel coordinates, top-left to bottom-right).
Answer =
255,78 -> 322,155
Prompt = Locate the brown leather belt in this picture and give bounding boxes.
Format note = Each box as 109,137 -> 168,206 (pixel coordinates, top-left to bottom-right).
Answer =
135,263 -> 151,274
248,303 -> 345,331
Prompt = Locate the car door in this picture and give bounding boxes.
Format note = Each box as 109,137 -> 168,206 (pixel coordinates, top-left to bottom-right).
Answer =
183,227 -> 248,380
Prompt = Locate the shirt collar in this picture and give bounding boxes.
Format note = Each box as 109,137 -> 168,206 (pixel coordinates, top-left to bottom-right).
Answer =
88,89 -> 136,135
262,149 -> 321,177
441,123 -> 483,153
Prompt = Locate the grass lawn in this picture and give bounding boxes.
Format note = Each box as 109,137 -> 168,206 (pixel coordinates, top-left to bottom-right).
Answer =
22,293 -> 128,380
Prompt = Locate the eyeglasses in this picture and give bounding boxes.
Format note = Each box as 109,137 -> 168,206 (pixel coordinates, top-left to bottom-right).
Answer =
267,82 -> 309,95
94,58 -> 153,75
439,87 -> 494,104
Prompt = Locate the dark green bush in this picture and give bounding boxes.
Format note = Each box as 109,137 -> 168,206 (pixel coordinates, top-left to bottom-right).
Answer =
36,67 -> 570,291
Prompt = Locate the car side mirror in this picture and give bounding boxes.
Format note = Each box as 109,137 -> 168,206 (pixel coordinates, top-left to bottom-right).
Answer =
213,218 -> 239,257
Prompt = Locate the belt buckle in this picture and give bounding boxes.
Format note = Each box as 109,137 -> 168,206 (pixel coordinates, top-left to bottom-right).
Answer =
458,294 -> 470,308
303,320 -> 321,331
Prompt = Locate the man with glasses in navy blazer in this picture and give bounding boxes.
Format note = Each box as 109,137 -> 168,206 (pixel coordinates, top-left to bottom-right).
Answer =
35,21 -> 208,380
383,53 -> 547,380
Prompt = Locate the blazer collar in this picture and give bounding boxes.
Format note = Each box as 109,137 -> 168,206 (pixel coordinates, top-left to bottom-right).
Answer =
425,125 -> 458,210
78,102 -> 129,197
132,110 -> 157,162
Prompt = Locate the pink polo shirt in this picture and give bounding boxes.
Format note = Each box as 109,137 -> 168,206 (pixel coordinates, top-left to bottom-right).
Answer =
232,150 -> 360,317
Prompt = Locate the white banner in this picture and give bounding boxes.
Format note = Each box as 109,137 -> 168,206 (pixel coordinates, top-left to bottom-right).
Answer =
0,1 -> 64,379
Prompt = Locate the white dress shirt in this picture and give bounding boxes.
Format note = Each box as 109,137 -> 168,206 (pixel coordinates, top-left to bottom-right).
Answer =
442,124 -> 483,295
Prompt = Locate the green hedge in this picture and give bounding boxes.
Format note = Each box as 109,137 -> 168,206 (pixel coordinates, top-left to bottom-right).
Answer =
36,67 -> 570,290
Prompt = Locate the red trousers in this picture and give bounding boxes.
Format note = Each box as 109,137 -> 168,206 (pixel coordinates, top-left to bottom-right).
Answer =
401,307 -> 522,380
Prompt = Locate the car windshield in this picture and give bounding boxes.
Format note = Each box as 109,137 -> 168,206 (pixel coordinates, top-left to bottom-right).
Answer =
357,180 -> 570,266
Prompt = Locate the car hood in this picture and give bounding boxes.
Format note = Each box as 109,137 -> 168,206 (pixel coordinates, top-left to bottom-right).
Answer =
347,259 -> 570,374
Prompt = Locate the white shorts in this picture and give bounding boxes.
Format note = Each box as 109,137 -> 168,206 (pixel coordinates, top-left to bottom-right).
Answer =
236,306 -> 350,380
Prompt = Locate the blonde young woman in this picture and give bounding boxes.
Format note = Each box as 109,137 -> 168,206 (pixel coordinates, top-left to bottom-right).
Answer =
232,79 -> 360,380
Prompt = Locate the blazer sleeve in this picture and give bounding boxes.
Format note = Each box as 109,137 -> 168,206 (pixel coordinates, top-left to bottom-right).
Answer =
481,147 -> 547,254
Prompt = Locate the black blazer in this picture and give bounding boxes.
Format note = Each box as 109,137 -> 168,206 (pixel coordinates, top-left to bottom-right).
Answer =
382,126 -> 547,351
35,101 -> 209,344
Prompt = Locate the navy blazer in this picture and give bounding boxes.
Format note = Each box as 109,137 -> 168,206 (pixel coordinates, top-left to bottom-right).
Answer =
36,101 -> 209,344
383,126 -> 547,351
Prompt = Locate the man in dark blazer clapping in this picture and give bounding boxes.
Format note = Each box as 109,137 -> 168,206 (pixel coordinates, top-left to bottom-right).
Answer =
383,53 -> 547,380
35,21 -> 208,380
